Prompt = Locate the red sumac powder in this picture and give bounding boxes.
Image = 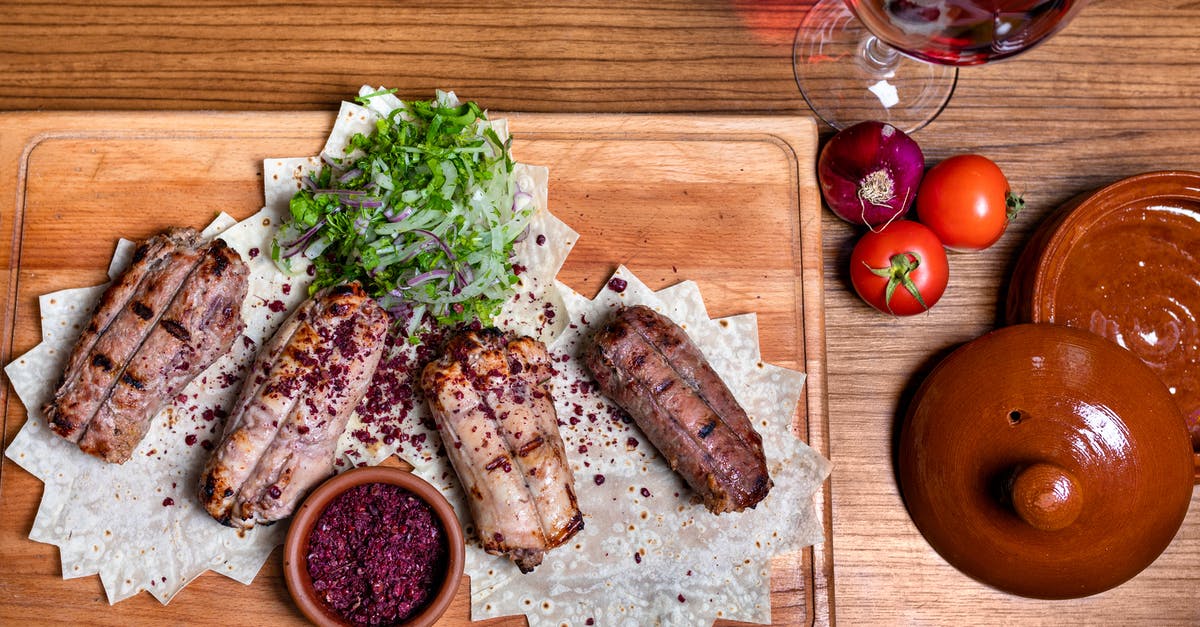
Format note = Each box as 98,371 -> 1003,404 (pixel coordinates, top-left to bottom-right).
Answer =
306,482 -> 447,626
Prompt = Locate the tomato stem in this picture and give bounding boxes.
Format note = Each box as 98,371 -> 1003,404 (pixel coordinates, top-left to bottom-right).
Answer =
1006,191 -> 1025,222
865,251 -> 929,314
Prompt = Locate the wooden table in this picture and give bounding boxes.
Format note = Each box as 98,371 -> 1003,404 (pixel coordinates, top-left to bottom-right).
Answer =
3,0 -> 1200,624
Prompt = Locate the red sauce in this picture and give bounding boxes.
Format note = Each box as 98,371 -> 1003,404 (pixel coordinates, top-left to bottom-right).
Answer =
306,483 -> 447,626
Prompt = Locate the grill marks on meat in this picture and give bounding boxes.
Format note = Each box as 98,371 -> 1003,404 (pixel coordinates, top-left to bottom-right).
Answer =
582,305 -> 772,514
45,229 -> 205,441
199,283 -> 387,529
78,240 -> 250,462
42,229 -> 249,463
421,329 -> 583,573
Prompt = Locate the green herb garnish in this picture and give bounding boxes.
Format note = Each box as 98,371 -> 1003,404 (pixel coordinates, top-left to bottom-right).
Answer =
272,90 -> 534,334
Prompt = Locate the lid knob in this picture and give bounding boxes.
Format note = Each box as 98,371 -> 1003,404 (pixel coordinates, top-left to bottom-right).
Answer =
1010,462 -> 1082,531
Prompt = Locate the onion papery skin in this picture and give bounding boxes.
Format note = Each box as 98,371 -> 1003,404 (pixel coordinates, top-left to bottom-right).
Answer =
818,121 -> 925,227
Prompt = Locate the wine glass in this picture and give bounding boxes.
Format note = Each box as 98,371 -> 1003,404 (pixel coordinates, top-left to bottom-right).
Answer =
794,0 -> 1088,133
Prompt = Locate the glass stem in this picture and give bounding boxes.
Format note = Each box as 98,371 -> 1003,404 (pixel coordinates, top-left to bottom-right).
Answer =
861,35 -> 901,74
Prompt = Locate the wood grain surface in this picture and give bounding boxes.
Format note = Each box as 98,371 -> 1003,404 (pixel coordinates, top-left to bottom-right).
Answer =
0,112 -> 828,625
4,0 -> 1200,624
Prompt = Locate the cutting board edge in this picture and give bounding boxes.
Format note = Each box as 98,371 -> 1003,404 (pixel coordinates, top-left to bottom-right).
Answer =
0,110 -> 833,626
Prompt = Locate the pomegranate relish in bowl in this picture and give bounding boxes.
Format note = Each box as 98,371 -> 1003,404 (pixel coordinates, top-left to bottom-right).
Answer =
283,466 -> 465,626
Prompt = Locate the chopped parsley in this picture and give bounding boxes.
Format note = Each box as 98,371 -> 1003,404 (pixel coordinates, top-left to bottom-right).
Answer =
272,90 -> 534,333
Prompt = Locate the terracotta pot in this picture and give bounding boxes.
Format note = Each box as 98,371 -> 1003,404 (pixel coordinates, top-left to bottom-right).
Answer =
283,466 -> 465,626
1007,171 -> 1200,471
899,324 -> 1193,599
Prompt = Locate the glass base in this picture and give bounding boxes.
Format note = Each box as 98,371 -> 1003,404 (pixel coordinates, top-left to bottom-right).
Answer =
793,0 -> 957,134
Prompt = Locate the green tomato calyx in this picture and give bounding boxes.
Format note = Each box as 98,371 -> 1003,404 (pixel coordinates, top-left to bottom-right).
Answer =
1006,191 -> 1025,222
865,251 -> 929,314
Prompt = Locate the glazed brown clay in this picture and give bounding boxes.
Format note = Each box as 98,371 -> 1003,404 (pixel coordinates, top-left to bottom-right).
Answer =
899,324 -> 1193,600
282,466 -> 466,627
1007,171 -> 1200,465
1009,462 -> 1082,532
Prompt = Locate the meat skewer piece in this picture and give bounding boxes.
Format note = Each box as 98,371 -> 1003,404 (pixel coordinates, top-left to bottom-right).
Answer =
582,304 -> 772,514
421,329 -> 583,573
79,239 -> 250,462
43,229 -> 250,464
199,283 -> 388,529
45,228 -> 206,442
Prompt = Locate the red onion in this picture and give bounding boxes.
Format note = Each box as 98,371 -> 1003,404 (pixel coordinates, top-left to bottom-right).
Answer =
385,206 -> 414,223
818,121 -> 924,227
282,219 -> 327,257
412,228 -> 455,260
407,269 -> 451,286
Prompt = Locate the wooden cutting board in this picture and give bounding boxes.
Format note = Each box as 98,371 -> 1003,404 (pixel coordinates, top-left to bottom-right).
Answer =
0,112 -> 830,625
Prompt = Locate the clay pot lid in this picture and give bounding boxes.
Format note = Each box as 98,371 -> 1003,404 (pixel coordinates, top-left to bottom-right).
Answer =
899,323 -> 1194,600
1006,171 -> 1200,455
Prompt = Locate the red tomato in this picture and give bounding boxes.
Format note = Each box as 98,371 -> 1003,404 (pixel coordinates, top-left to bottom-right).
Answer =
916,154 -> 1022,252
850,221 -> 949,316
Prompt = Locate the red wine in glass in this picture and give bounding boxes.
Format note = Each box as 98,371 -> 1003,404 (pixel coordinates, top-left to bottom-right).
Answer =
793,0 -> 1089,131
849,0 -> 1086,66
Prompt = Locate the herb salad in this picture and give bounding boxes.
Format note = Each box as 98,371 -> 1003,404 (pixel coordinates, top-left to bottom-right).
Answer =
271,90 -> 535,333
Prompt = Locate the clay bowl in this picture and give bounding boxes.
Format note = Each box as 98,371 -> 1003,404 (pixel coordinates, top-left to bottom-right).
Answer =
1007,171 -> 1200,471
283,466 -> 465,626
899,324 -> 1193,599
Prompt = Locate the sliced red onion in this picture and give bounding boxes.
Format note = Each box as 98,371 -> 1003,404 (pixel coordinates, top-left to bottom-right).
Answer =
395,243 -> 429,265
512,224 -> 531,243
407,269 -> 452,287
282,219 -> 326,255
818,121 -> 924,227
338,168 -> 362,184
511,190 -> 533,212
412,228 -> 455,260
345,198 -> 383,209
386,206 -> 415,223
454,266 -> 474,288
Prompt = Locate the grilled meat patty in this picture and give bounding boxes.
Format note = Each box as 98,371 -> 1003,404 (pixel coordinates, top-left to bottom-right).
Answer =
43,228 -> 249,463
199,282 -> 387,529
421,329 -> 583,573
582,305 -> 772,514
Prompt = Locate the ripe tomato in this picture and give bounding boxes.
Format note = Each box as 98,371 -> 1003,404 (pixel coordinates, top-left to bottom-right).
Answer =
915,154 -> 1022,252
850,220 -> 949,316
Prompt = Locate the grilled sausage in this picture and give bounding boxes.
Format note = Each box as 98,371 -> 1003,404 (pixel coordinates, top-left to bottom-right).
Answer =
43,228 -> 249,463
582,305 -> 772,513
421,329 -> 583,573
199,283 -> 388,529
